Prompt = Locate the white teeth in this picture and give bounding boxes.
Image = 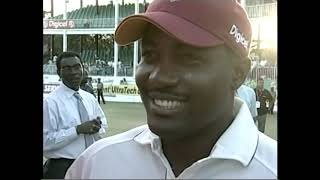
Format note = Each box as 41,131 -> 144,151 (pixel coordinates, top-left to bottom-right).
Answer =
163,100 -> 168,106
154,99 -> 183,109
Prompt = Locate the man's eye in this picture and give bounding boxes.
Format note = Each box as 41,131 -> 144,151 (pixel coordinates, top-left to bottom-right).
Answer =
186,60 -> 202,66
61,67 -> 71,71
74,65 -> 82,69
141,51 -> 156,64
142,51 -> 153,58
180,54 -> 204,66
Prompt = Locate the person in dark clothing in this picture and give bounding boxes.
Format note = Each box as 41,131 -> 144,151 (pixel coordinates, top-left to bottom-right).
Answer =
80,69 -> 96,97
254,78 -> 273,133
97,78 -> 106,104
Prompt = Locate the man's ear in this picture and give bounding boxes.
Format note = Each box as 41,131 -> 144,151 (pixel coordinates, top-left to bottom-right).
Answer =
231,57 -> 251,90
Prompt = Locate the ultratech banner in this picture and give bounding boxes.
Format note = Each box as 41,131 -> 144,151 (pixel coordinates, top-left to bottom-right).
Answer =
104,85 -> 140,96
43,20 -> 75,29
43,83 -> 140,96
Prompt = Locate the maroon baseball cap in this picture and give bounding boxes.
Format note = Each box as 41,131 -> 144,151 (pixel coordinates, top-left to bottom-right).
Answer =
115,0 -> 252,59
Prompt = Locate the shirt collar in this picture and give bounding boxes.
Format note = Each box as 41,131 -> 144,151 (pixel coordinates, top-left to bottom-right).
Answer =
134,126 -> 161,152
60,82 -> 81,99
134,97 -> 258,167
210,97 -> 259,166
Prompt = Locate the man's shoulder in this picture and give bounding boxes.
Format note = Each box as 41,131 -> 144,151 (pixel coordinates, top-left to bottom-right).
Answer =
85,84 -> 93,89
238,85 -> 255,99
80,89 -> 96,99
66,125 -> 150,178
242,85 -> 255,95
263,89 -> 271,94
44,86 -> 63,102
253,132 -> 277,175
81,124 -> 149,156
245,86 -> 255,92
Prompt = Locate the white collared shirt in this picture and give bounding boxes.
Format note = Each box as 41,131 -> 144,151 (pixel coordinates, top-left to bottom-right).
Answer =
236,85 -> 258,117
65,97 -> 277,179
43,83 -> 108,159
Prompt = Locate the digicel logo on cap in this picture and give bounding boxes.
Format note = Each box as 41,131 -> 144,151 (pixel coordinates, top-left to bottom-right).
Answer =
229,24 -> 249,50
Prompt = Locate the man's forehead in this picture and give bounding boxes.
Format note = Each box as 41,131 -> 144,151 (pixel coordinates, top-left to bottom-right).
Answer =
141,36 -> 227,56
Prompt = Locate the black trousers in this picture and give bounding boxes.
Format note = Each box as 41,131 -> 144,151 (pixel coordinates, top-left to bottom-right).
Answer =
97,89 -> 105,104
43,158 -> 75,179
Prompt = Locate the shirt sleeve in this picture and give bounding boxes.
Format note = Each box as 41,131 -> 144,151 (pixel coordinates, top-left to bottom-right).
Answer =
43,98 -> 79,152
92,99 -> 108,140
250,90 -> 258,117
266,90 -> 273,102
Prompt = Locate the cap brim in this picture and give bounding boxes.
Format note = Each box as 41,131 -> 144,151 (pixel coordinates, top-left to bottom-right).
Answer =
115,12 -> 224,47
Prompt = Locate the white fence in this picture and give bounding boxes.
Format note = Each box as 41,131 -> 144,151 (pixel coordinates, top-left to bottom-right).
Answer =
247,67 -> 277,81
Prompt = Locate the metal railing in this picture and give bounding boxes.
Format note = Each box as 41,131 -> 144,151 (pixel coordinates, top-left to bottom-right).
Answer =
43,63 -> 134,77
247,67 -> 277,81
245,3 -> 277,18
43,64 -> 57,75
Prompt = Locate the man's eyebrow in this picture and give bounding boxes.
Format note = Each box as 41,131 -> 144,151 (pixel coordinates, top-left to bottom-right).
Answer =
142,39 -> 157,48
174,44 -> 206,55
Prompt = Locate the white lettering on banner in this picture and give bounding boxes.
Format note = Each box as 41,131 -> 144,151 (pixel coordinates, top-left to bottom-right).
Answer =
43,20 -> 49,29
43,84 -> 60,94
68,21 -> 75,28
43,75 -> 142,102
44,20 -> 75,29
229,24 -> 249,49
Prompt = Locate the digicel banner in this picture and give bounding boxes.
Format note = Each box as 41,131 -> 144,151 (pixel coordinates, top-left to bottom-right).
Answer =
43,20 -> 75,29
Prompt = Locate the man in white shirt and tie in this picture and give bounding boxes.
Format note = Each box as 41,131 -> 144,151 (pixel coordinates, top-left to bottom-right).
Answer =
236,84 -> 258,119
43,51 -> 108,179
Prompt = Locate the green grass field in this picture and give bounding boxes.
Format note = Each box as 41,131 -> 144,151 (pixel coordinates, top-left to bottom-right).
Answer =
102,102 -> 147,136
101,102 -> 277,140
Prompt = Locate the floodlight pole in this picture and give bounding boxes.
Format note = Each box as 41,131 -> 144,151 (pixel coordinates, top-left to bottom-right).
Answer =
63,0 -> 69,52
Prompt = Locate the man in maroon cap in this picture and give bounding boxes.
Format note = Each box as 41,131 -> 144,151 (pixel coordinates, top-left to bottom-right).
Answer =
66,0 -> 277,179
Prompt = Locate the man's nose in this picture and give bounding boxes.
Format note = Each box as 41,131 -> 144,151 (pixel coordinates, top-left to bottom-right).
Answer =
148,63 -> 178,88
